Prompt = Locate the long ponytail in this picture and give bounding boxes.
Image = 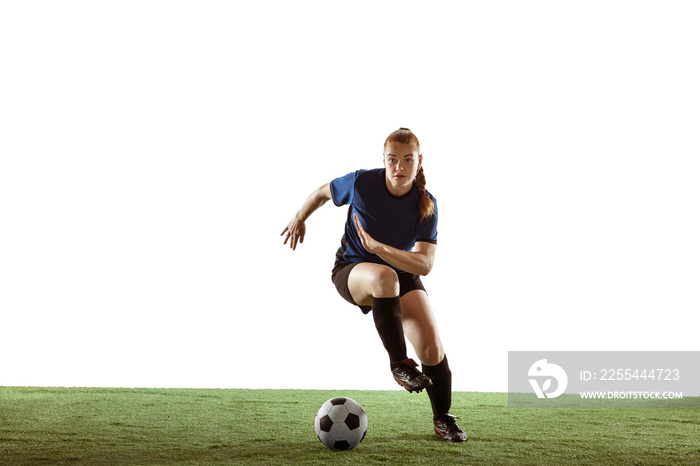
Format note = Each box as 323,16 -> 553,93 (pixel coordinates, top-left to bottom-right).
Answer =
414,166 -> 435,221
384,127 -> 436,221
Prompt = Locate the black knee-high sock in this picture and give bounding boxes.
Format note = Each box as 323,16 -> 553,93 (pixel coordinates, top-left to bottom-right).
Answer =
371,296 -> 407,365
422,355 -> 452,419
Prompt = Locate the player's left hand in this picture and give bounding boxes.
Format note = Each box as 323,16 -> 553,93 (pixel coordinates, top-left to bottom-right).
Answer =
353,213 -> 382,255
281,214 -> 306,251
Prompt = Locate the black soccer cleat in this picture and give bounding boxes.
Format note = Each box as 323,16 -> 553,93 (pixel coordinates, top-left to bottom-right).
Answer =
391,358 -> 433,393
433,414 -> 467,442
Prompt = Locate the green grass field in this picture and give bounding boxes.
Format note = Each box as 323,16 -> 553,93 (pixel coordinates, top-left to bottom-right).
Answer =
1,387 -> 698,465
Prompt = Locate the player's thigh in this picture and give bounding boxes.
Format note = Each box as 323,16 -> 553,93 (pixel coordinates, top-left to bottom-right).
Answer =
347,263 -> 400,306
400,289 -> 444,365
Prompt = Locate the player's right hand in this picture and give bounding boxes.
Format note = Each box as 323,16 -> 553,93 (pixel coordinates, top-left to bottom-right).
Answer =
281,215 -> 306,251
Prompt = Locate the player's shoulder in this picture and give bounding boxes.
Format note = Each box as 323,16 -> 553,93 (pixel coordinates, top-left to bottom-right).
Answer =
353,168 -> 383,184
423,188 -> 437,203
357,168 -> 382,177
336,168 -> 375,180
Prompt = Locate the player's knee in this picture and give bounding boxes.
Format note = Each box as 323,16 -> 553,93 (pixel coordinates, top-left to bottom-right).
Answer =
419,342 -> 444,367
372,267 -> 399,298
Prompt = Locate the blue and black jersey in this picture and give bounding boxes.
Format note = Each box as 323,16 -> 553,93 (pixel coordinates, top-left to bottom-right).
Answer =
330,168 -> 438,274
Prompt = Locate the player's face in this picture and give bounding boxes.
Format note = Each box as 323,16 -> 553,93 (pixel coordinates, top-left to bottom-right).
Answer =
383,142 -> 422,196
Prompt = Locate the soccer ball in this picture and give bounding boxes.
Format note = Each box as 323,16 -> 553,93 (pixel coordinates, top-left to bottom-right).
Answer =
314,397 -> 368,451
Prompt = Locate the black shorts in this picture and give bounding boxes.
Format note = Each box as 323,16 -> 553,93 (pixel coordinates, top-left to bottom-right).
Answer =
331,261 -> 426,314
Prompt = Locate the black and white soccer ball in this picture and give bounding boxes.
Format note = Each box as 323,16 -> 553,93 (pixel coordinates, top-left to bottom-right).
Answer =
314,397 -> 368,451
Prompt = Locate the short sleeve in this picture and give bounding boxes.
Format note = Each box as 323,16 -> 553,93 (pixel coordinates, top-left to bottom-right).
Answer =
415,195 -> 438,244
330,170 -> 363,207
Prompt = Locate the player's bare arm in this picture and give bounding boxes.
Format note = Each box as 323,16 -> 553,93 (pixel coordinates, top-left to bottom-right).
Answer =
353,213 -> 435,276
281,182 -> 332,250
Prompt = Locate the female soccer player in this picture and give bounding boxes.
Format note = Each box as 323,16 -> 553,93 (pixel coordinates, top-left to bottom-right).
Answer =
281,128 -> 466,442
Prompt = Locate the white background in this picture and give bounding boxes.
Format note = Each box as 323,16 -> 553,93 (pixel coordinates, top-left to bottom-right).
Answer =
1,1 -> 698,392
